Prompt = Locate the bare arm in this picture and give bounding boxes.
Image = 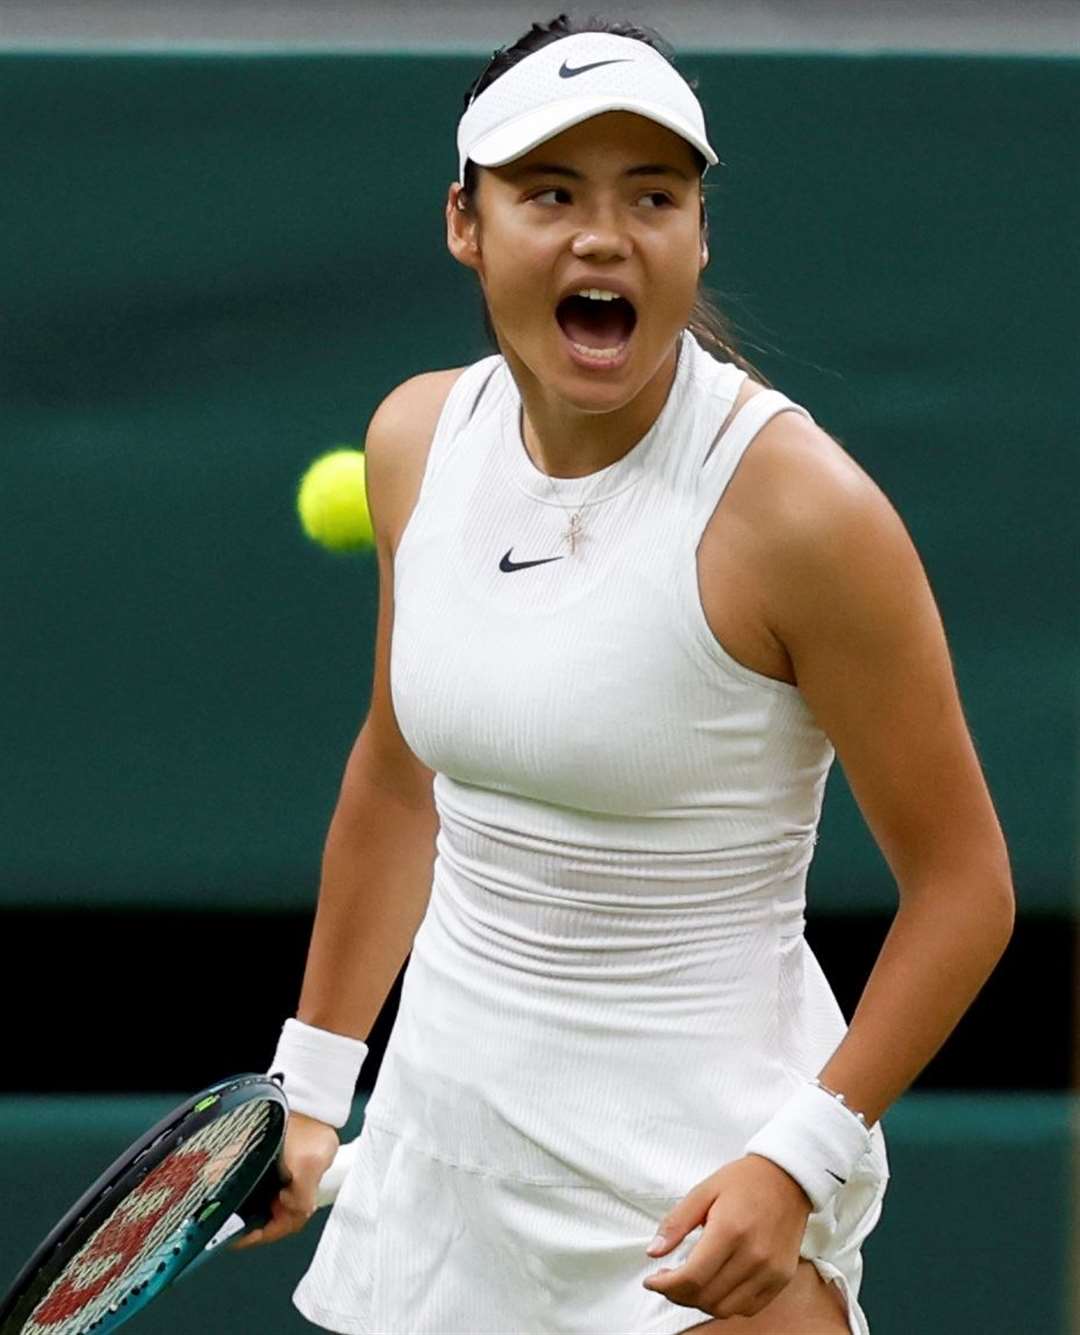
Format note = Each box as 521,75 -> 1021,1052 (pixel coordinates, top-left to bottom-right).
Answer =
230,374 -> 468,1253
752,413 -> 1016,1128
292,369 -> 465,1042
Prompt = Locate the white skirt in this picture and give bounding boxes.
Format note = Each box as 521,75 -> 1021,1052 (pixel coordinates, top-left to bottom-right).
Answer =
291,1108 -> 886,1335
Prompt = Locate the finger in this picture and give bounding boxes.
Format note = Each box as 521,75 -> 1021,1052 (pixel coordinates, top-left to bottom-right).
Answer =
643,1230 -> 733,1295
704,1273 -> 780,1322
694,1248 -> 763,1306
701,1246 -> 791,1319
228,1217 -> 291,1251
228,1192 -> 309,1250
228,1220 -> 271,1252
646,1184 -> 714,1255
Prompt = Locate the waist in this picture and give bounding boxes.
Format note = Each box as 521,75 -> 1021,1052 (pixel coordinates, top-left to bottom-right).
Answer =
430,790 -> 813,985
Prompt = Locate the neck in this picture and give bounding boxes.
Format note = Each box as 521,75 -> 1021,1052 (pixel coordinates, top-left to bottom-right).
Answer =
506,337 -> 682,478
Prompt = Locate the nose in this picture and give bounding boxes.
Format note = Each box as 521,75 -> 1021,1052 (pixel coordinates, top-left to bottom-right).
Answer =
570,205 -> 633,262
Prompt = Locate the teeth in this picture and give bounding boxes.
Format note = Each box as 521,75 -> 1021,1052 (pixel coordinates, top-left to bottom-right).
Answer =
575,288 -> 621,301
569,340 -> 627,361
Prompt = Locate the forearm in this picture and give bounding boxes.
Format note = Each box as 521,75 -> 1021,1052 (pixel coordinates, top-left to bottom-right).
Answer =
294,765 -> 439,1043
815,879 -> 1015,1127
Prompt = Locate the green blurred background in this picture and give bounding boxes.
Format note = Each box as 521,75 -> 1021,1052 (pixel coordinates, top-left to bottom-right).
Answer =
3,50 -> 1076,915
1,41 -> 1077,1335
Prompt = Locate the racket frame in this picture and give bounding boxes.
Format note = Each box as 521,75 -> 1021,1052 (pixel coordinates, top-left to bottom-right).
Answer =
0,1073 -> 288,1335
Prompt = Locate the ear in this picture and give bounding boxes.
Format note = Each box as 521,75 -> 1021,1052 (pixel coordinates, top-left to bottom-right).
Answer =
446,183 -> 482,273
699,197 -> 710,271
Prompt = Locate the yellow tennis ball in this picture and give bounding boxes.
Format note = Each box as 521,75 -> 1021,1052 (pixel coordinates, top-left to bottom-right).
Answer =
297,448 -> 374,552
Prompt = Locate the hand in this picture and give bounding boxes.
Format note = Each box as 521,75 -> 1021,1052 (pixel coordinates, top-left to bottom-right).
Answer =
228,1112 -> 339,1252
641,1154 -> 813,1320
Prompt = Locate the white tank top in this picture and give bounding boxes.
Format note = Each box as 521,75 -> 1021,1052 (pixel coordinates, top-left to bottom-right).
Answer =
374,327 -> 888,1223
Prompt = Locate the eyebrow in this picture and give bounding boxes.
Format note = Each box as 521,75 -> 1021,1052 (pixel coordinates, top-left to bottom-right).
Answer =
506,162 -> 692,183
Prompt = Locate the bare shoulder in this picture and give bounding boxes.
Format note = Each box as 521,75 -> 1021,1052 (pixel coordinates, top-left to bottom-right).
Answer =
730,383 -> 947,694
736,389 -> 886,525
705,376 -> 887,583
364,367 -> 468,556
731,384 -> 1013,905
731,392 -> 913,598
698,376 -> 893,685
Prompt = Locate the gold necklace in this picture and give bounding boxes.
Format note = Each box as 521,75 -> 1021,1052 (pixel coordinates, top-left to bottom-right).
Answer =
521,411 -> 615,555
540,465 -> 612,555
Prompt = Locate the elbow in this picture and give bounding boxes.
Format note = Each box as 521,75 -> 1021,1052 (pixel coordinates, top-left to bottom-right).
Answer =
997,878 -> 1017,937
979,869 -> 1016,937
898,865 -> 1016,938
987,849 -> 1017,935
975,871 -> 1016,949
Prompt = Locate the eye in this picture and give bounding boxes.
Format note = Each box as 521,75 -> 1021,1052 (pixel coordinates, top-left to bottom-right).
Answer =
639,191 -> 674,208
530,187 -> 571,205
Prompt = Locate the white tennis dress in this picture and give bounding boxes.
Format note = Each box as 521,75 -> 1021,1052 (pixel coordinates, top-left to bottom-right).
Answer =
292,329 -> 889,1334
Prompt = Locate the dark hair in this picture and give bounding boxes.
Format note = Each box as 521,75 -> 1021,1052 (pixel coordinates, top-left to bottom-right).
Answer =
458,12 -> 772,385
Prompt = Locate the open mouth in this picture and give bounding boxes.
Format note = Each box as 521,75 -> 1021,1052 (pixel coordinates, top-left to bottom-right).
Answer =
555,292 -> 637,363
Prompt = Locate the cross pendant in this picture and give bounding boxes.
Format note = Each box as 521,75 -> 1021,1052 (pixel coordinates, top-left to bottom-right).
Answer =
567,511 -> 584,555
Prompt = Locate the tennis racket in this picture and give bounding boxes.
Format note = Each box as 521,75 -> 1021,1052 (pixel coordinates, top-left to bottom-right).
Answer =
0,1073 -> 360,1335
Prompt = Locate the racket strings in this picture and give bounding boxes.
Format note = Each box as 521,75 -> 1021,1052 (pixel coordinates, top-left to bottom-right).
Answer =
22,1100 -> 275,1335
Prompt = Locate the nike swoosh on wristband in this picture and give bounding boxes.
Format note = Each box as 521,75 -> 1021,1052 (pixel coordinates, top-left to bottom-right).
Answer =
499,549 -> 564,572
827,1170 -> 848,1183
558,58 -> 632,78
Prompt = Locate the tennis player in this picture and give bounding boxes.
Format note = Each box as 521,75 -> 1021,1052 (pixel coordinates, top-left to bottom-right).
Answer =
238,16 -> 1015,1334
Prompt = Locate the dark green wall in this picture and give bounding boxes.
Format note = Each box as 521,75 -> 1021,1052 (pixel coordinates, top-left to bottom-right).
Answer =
2,53 -> 1077,912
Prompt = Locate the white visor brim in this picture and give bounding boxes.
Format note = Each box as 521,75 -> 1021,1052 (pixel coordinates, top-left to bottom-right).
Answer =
464,94 -> 718,181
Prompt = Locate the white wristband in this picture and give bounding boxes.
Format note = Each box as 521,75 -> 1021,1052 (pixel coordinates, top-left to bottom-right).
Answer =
742,1080 -> 872,1214
266,1017 -> 369,1129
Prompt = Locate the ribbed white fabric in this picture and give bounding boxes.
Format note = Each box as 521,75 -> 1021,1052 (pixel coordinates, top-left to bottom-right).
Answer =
292,330 -> 889,1335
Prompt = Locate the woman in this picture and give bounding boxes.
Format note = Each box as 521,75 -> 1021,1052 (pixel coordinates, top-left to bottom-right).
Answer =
236,16 -> 1015,1335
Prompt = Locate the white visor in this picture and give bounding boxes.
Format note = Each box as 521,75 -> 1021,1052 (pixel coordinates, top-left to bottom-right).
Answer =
457,31 -> 718,184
